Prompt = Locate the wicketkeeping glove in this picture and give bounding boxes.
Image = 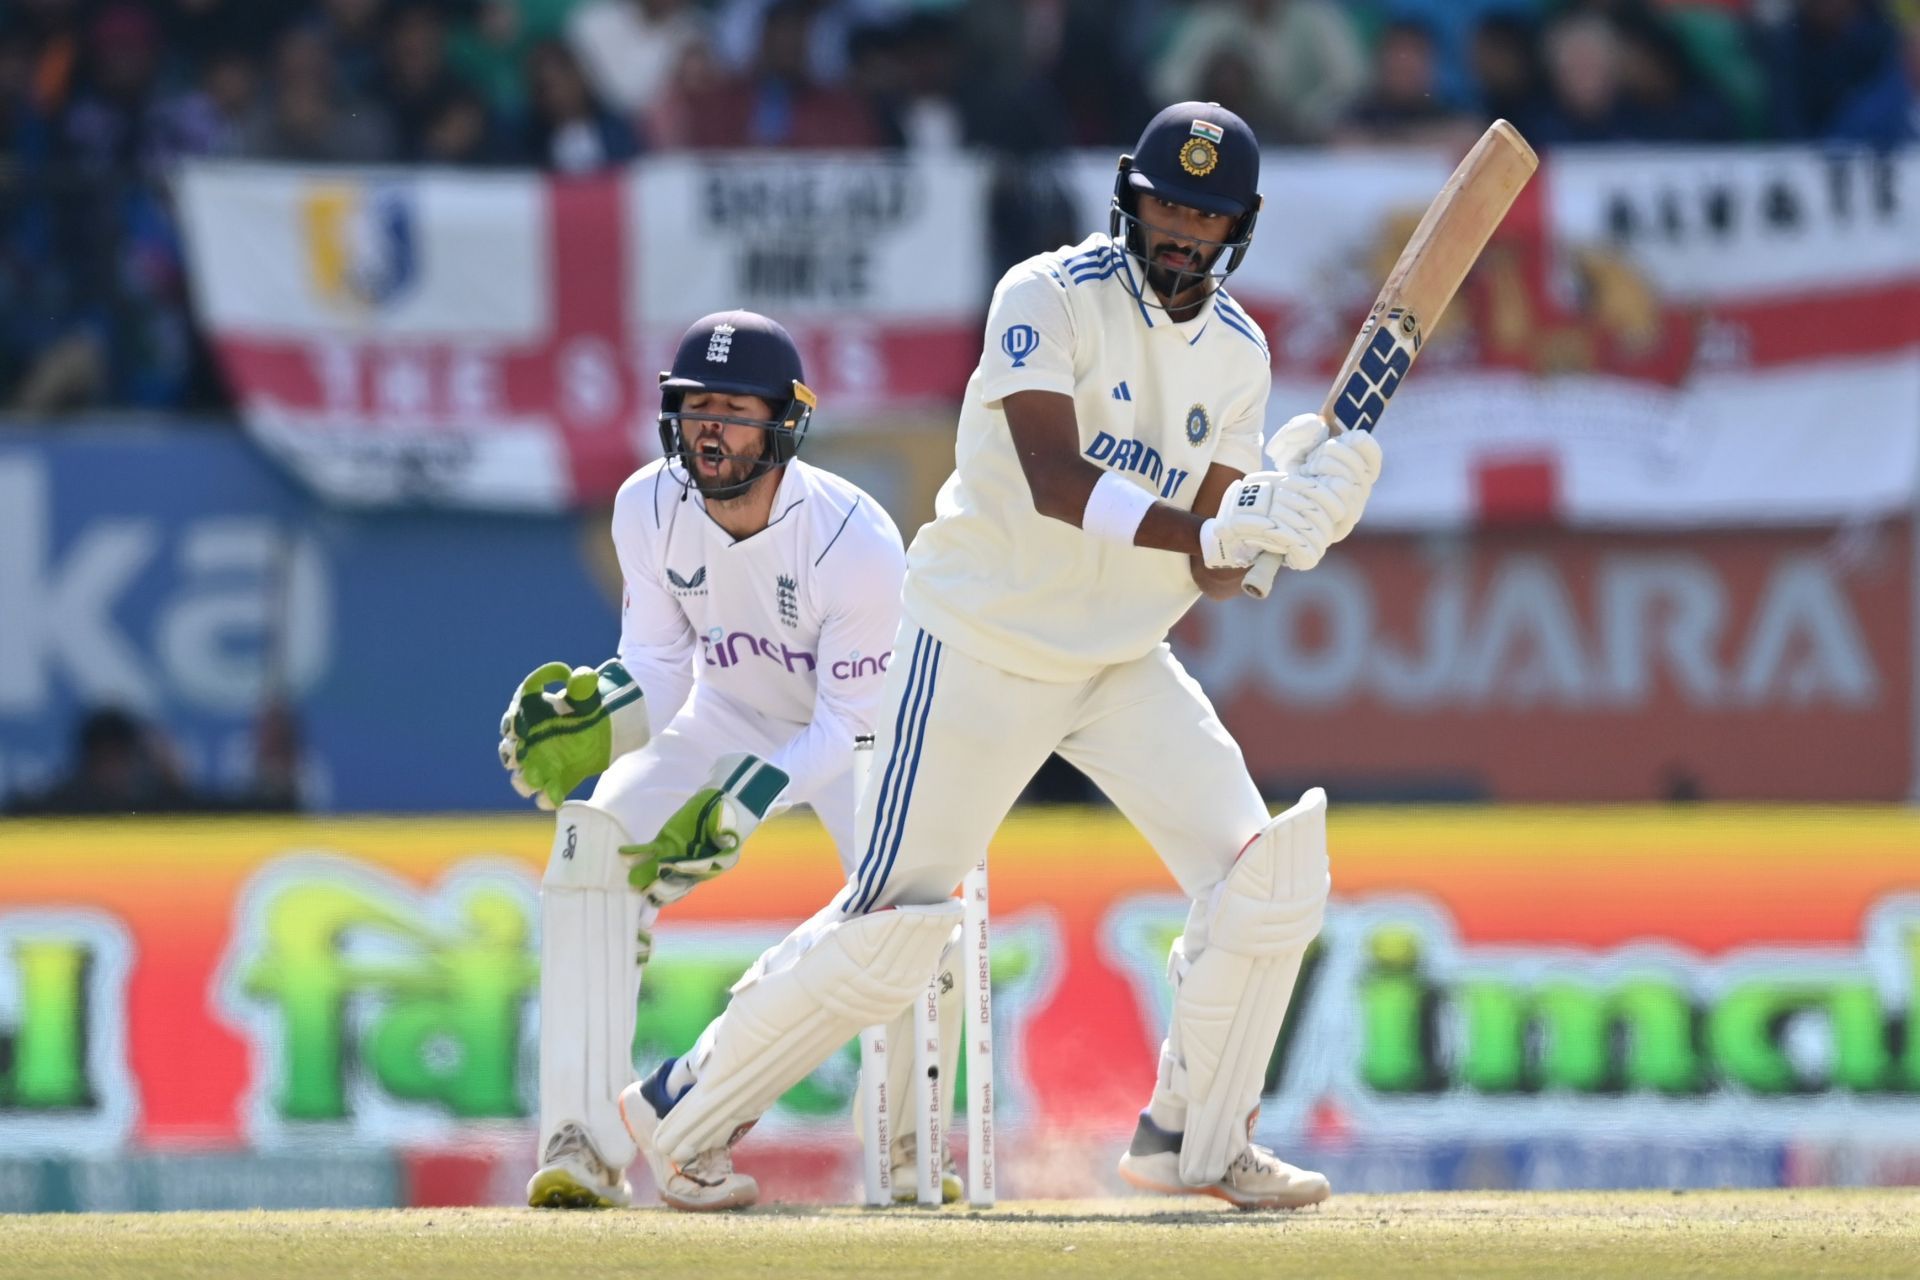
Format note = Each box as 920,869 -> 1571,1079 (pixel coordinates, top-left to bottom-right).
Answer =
498,658 -> 649,810
622,754 -> 790,908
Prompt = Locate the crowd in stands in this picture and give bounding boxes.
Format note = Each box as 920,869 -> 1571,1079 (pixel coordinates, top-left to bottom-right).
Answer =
2,0 -> 1918,411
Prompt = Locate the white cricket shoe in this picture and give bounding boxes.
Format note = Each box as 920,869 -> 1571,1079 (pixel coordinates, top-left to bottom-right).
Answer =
887,1130 -> 962,1205
526,1122 -> 632,1209
1116,1113 -> 1330,1211
618,1079 -> 759,1212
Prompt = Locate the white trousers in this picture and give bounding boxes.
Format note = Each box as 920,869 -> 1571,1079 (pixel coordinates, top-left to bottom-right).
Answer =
657,622 -> 1277,1157
842,622 -> 1270,915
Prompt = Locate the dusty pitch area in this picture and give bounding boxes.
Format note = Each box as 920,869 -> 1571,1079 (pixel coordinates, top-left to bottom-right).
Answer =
2,1191 -> 1915,1280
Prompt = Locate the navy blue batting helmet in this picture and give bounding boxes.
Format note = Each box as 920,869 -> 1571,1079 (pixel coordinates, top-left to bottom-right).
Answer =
1110,102 -> 1262,306
658,310 -> 816,499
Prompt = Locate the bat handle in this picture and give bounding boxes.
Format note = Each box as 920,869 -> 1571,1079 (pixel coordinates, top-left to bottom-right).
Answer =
1241,551 -> 1283,599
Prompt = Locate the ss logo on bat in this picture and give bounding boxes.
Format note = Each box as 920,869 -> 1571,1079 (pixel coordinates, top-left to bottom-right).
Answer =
1333,309 -> 1420,433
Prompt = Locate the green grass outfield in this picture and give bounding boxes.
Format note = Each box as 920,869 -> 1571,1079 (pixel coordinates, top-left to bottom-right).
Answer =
3,1191 -> 1917,1280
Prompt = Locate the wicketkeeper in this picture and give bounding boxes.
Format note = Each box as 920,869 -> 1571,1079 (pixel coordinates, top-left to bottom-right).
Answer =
500,310 -> 907,1210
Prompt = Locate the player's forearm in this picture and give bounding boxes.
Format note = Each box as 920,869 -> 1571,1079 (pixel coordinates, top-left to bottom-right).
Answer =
766,710 -> 858,806
615,642 -> 695,729
1133,500 -> 1210,557
1028,455 -> 1209,557
1021,450 -> 1102,526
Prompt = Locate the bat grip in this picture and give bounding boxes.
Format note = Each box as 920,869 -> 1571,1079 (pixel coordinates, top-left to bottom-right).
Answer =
1241,551 -> 1283,599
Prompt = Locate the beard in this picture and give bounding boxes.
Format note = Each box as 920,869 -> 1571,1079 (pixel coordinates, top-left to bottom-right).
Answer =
688,438 -> 768,500
1143,242 -> 1215,302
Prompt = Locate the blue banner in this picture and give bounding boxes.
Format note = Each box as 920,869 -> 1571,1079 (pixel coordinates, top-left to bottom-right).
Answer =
0,426 -> 617,811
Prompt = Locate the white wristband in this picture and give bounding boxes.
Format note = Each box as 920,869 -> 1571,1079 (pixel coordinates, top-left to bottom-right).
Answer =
1082,471 -> 1157,546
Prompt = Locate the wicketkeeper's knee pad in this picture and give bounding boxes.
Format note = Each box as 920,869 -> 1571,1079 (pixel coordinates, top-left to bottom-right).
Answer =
543,802 -> 631,889
1171,787 -> 1329,1186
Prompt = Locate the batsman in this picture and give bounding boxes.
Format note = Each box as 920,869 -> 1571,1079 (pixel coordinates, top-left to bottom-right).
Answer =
614,102 -> 1382,1212
619,102 -> 1383,1210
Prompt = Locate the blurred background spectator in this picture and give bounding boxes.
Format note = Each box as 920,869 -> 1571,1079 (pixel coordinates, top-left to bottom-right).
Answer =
1756,0 -> 1900,139
5,707 -> 206,815
665,0 -> 879,148
1153,0 -> 1369,144
564,0 -> 705,124
379,1 -> 466,162
3,704 -> 312,814
1829,2 -> 1920,144
1468,12 -> 1554,141
238,25 -> 394,162
524,36 -> 638,168
1337,16 -> 1484,147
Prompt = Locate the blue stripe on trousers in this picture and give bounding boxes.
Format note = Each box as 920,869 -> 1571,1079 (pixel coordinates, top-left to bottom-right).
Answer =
853,632 -> 939,912
854,636 -> 943,913
845,629 -> 928,911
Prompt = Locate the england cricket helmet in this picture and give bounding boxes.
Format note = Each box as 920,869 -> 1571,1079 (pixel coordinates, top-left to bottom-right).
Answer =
1111,101 -> 1262,304
658,309 -> 816,499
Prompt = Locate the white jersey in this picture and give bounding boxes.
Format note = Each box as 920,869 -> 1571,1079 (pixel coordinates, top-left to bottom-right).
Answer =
903,232 -> 1272,682
609,457 -> 906,801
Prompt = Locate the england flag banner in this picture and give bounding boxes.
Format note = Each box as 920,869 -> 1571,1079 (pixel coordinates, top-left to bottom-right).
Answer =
177,158 -> 986,511
1070,146 -> 1920,529
178,165 -> 647,511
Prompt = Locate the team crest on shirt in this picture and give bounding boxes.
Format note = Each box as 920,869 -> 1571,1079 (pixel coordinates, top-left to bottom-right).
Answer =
1185,403 -> 1211,445
776,574 -> 799,627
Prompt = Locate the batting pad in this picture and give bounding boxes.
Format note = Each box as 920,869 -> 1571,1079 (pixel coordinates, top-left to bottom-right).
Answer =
540,802 -> 646,1168
1174,787 -> 1329,1186
654,901 -> 962,1164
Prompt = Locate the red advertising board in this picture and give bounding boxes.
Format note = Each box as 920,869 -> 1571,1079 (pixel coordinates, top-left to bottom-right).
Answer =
1176,523 -> 1913,800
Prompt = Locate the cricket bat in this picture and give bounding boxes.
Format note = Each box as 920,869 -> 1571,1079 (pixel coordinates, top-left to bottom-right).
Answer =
1241,120 -> 1538,600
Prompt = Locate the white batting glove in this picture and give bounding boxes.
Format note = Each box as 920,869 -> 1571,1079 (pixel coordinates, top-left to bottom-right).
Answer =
1217,471 -> 1341,571
1301,430 -> 1385,544
1265,412 -> 1331,472
1200,510 -> 1313,571
1224,471 -> 1339,545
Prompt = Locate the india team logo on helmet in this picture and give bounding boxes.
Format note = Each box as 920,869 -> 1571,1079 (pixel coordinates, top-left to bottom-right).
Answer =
1179,119 -> 1224,177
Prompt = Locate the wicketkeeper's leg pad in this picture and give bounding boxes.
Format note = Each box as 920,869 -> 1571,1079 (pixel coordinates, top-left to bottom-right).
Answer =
539,802 -> 646,1169
653,901 -> 963,1164
1169,787 -> 1329,1187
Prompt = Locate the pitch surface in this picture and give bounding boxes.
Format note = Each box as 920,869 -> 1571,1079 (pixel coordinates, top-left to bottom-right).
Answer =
3,1191 -> 1915,1279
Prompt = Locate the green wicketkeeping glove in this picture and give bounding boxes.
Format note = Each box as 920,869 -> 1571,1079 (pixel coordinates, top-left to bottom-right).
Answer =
622,754 -> 790,908
498,658 -> 648,810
